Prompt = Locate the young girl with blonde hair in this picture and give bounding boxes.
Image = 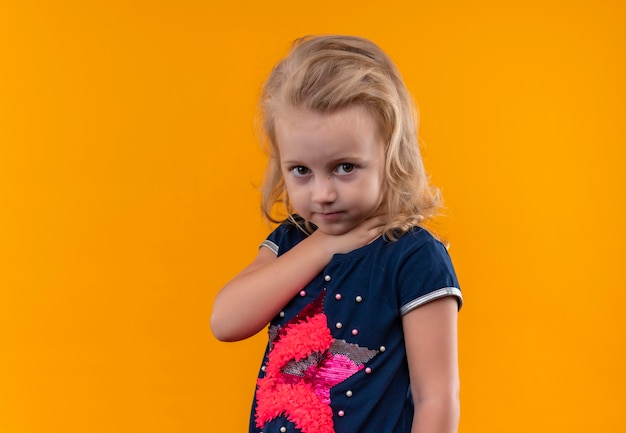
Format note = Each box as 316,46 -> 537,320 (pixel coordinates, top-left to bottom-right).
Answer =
211,35 -> 462,433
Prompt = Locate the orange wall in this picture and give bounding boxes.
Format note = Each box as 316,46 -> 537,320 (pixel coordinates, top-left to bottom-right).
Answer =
1,1 -> 624,432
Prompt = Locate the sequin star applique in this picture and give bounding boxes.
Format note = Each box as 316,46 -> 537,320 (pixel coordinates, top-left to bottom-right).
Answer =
255,291 -> 378,433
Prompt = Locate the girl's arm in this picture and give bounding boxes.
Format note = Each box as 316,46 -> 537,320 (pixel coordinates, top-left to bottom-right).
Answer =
210,216 -> 384,342
402,297 -> 460,433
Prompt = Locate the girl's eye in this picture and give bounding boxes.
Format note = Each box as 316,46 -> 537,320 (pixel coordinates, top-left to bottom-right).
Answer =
292,166 -> 310,177
336,163 -> 355,174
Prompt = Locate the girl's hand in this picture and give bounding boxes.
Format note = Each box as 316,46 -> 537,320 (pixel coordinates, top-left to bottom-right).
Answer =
312,214 -> 386,256
211,214 -> 385,342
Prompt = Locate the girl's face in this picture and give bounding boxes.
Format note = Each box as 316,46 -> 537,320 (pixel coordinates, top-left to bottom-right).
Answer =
275,105 -> 386,235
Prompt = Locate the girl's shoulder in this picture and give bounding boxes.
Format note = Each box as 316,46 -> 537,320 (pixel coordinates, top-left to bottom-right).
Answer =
385,225 -> 447,253
377,226 -> 456,278
261,215 -> 310,256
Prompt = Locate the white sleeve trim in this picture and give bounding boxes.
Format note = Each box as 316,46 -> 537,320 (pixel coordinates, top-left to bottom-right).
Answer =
260,239 -> 279,255
400,287 -> 463,315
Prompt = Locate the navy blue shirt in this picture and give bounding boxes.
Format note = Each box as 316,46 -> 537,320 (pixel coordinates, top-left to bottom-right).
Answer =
250,220 -> 462,433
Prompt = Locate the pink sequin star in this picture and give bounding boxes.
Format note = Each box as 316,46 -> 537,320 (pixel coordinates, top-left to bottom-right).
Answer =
255,291 -> 378,433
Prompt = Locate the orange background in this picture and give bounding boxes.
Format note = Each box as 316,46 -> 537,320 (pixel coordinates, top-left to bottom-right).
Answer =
1,1 -> 624,432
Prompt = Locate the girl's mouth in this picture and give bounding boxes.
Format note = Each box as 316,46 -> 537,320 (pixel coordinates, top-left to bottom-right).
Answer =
315,211 -> 343,221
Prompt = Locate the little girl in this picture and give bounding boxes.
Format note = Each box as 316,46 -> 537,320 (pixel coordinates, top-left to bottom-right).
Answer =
211,35 -> 462,433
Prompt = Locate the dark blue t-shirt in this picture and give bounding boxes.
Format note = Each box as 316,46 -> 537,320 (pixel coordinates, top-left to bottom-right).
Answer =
249,220 -> 462,433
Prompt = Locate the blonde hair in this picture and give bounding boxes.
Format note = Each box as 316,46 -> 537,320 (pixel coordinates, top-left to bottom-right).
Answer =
259,35 -> 441,240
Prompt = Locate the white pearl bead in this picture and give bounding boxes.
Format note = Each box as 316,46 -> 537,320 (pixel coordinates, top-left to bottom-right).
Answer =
346,390 -> 353,397
355,295 -> 363,302
324,275 -> 331,281
380,346 -> 386,352
336,322 -> 343,329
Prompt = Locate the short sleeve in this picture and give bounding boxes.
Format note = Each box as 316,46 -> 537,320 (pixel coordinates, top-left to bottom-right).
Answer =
396,231 -> 462,315
259,220 -> 309,257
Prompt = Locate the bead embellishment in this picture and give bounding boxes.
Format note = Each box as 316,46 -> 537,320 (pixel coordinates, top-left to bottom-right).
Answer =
355,295 -> 363,303
324,275 -> 331,282
336,322 -> 343,329
345,390 -> 353,397
351,329 -> 358,336
280,427 -> 287,433
335,293 -> 342,300
338,410 -> 345,417
299,290 -> 306,297
380,346 -> 386,352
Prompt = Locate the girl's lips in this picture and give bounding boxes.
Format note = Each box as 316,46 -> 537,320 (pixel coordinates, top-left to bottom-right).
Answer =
315,211 -> 343,221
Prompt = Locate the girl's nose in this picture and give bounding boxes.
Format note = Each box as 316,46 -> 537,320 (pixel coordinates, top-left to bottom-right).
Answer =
311,176 -> 337,204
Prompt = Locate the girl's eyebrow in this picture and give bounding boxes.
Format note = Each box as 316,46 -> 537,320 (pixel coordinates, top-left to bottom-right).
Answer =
281,153 -> 370,166
328,155 -> 368,164
280,160 -> 305,166
281,157 -> 365,167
